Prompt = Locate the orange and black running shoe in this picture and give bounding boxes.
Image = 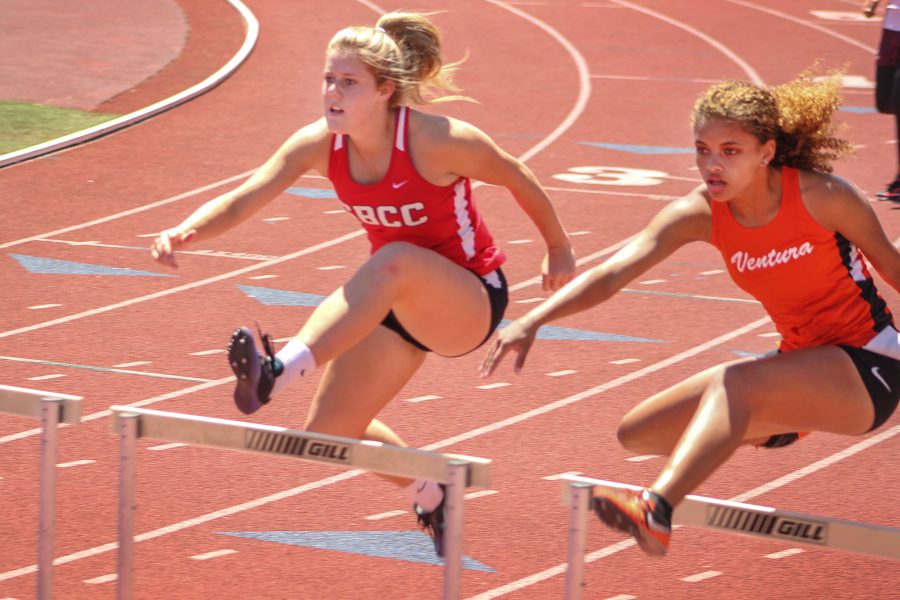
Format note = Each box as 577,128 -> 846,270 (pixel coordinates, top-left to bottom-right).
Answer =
592,487 -> 672,556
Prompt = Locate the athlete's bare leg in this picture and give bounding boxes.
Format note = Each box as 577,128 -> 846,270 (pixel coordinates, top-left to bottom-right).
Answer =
651,346 -> 875,506
296,241 -> 493,362
303,324 -> 426,486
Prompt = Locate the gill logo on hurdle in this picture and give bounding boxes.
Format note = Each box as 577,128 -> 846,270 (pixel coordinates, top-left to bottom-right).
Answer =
245,429 -> 353,464
705,505 -> 828,545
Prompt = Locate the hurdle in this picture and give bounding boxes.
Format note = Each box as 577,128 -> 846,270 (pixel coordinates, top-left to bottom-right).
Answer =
109,406 -> 492,600
0,384 -> 82,600
559,474 -> 900,599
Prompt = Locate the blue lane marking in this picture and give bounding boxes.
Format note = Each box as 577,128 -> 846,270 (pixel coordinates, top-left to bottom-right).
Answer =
577,142 -> 694,154
9,253 -> 175,277
731,350 -> 765,358
499,320 -> 660,343
236,285 -> 326,306
235,287 -> 660,342
218,531 -> 494,572
838,106 -> 876,114
286,187 -> 338,199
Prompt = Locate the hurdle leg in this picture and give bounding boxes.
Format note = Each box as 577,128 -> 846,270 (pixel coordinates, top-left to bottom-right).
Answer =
117,413 -> 139,600
36,397 -> 61,600
564,482 -> 593,600
442,460 -> 469,600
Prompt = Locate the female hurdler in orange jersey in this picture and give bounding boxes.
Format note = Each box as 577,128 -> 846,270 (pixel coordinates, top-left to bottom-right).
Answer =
150,11 -> 575,557
481,73 -> 900,556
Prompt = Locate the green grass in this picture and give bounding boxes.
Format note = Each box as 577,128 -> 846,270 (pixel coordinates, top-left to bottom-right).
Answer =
0,100 -> 120,154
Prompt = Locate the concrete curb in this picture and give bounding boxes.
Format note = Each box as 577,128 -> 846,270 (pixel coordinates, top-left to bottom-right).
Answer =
0,0 -> 259,170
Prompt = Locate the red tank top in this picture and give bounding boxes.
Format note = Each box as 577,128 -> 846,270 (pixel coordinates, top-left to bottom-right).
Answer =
710,167 -> 893,351
327,106 -> 505,276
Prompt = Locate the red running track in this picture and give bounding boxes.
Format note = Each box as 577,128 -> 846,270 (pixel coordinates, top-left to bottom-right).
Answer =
1,1 -> 899,598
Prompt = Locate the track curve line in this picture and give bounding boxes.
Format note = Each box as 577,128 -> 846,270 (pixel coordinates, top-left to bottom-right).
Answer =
612,0 -> 764,85
0,0 -> 259,170
726,0 -> 876,55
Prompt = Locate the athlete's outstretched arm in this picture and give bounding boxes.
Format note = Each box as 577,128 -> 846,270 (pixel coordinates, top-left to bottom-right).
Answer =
435,120 -> 575,291
151,120 -> 331,267
481,188 -> 711,376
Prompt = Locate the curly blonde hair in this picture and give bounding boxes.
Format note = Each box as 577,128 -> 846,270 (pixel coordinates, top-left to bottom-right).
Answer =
691,72 -> 853,173
327,11 -> 471,107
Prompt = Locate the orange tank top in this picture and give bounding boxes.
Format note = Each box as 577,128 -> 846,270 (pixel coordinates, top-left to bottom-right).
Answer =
710,167 -> 893,351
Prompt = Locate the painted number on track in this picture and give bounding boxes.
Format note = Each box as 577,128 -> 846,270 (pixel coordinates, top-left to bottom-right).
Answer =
553,166 -> 669,187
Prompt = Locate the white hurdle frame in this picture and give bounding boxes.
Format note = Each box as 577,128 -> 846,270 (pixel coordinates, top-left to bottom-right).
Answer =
560,474 -> 900,600
109,406 -> 492,600
0,384 -> 82,600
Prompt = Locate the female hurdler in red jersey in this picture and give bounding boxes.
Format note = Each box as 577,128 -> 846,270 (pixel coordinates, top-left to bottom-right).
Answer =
150,12 -> 575,556
482,73 -> 900,556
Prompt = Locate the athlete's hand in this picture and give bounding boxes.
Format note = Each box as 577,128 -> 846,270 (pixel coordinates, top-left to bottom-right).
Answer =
864,0 -> 879,17
542,243 -> 576,291
150,228 -> 196,268
480,317 -> 539,377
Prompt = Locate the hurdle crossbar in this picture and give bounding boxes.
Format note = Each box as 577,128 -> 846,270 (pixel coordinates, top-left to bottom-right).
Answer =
109,406 -> 492,600
560,474 -> 900,599
1,384 -> 82,600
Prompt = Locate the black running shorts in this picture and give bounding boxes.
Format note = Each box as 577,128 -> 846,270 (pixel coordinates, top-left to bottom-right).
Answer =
380,268 -> 509,355
758,344 -> 900,447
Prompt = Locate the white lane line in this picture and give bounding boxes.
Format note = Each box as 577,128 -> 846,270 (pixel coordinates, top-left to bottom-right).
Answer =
483,0 -> 591,164
0,171 -> 254,251
544,471 -> 583,481
477,382 -> 512,390
508,239 -> 533,244
57,460 -> 95,468
465,490 -> 499,500
758,332 -> 781,338
190,549 -> 237,561
604,595 -> 637,600
610,358 -> 639,365
570,231 -> 591,236
148,443 -> 187,451
547,369 -> 576,377
0,355 -> 211,383
84,574 -> 117,584
366,510 -> 407,521
27,304 -> 61,310
191,349 -> 225,356
404,395 -> 442,404
515,297 -> 546,304
323,209 -> 346,214
765,548 -> 804,559
699,269 -> 724,276
249,274 -> 277,280
262,216 -> 289,222
611,0 -> 763,85
725,0 -> 875,54
0,229 -> 366,340
638,279 -> 665,285
0,376 -> 233,445
544,185 -> 680,201
317,265 -> 346,270
681,571 -> 722,583
625,455 -> 659,463
27,374 -> 65,381
113,361 -> 151,368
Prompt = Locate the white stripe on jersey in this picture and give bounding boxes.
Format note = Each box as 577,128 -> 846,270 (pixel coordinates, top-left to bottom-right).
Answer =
482,270 -> 502,289
396,106 -> 407,151
848,245 -> 866,282
453,180 -> 476,259
864,325 -> 900,360
334,135 -> 343,151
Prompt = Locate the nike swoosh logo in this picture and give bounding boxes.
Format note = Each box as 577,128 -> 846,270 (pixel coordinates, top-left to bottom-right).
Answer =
872,366 -> 891,392
392,180 -> 408,189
